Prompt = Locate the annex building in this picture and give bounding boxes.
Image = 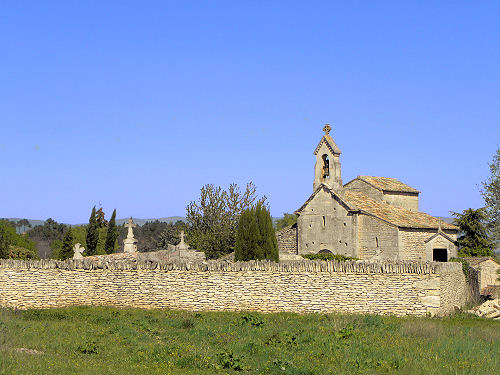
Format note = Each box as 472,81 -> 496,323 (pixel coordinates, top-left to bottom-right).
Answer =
279,125 -> 459,262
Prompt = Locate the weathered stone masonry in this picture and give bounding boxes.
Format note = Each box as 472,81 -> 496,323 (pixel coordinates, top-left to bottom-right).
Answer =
0,259 -> 477,316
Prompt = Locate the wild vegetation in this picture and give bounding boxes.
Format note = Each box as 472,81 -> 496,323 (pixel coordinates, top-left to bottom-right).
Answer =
0,219 -> 38,260
275,213 -> 297,231
452,208 -> 494,257
481,147 -> 500,244
301,253 -> 357,262
186,182 -> 266,259
0,307 -> 498,374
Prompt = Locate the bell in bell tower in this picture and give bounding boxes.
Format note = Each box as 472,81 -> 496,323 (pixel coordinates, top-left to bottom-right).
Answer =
313,124 -> 342,191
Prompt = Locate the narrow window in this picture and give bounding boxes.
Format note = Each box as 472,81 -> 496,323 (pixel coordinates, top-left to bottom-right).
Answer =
322,154 -> 330,178
322,216 -> 326,227
375,237 -> 379,248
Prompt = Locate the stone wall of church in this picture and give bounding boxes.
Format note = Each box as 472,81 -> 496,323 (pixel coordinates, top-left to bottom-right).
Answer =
343,179 -> 383,201
276,225 -> 298,254
297,189 -> 356,256
399,229 -> 457,262
0,259 -> 474,317
357,215 -> 399,260
399,229 -> 429,261
382,192 -> 419,211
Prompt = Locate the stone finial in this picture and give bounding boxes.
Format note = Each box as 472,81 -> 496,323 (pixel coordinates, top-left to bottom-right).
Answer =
323,124 -> 331,135
123,217 -> 138,253
177,230 -> 188,250
437,219 -> 442,233
124,217 -> 137,239
73,243 -> 84,259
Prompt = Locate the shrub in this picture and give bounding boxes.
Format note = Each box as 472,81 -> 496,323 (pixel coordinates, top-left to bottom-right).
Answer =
301,253 -> 357,261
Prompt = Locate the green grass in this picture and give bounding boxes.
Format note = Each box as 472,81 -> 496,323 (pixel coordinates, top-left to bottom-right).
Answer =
0,307 -> 498,374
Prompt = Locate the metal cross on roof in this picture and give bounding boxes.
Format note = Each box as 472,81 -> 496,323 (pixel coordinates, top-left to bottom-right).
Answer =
323,124 -> 331,135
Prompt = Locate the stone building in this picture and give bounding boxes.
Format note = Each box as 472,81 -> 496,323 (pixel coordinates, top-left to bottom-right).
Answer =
278,125 -> 459,262
462,257 -> 500,296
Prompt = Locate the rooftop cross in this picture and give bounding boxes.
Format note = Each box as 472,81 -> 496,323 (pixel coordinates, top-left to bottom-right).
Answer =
323,124 -> 331,135
124,217 -> 136,239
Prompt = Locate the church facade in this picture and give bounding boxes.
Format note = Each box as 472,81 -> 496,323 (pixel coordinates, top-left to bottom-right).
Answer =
279,125 -> 458,262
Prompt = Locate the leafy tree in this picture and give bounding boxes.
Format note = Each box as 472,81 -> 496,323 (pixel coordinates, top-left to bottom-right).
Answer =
104,209 -> 118,254
0,219 -> 38,259
452,208 -> 494,257
85,206 -> 99,256
186,183 -> 265,259
156,221 -> 188,249
275,213 -> 297,231
234,208 -> 260,261
96,207 -> 108,228
59,227 -> 74,260
27,218 -> 67,242
481,148 -> 500,244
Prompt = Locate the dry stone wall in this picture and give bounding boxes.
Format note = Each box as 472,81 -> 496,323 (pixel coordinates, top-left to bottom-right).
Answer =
276,225 -> 298,254
0,259 -> 473,317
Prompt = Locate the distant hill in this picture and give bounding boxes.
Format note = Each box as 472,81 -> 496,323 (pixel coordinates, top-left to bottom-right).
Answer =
114,217 -> 186,226
3,217 -> 187,233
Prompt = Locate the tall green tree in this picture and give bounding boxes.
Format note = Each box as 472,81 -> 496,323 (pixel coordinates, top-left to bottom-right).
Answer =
481,148 -> 500,244
235,204 -> 279,262
234,207 -> 260,261
255,204 -> 279,262
452,208 -> 494,257
86,206 -> 99,256
96,207 -> 108,228
275,213 -> 297,231
186,182 -> 265,259
59,227 -> 74,260
0,223 -> 10,259
104,209 -> 118,254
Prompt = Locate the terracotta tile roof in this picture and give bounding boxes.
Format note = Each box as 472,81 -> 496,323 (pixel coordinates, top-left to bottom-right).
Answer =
354,176 -> 420,194
343,190 -> 457,230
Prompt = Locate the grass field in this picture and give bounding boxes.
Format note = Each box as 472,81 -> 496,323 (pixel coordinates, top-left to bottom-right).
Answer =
0,306 -> 499,374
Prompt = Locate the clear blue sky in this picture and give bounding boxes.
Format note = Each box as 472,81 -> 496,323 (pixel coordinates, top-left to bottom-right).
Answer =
1,1 -> 498,224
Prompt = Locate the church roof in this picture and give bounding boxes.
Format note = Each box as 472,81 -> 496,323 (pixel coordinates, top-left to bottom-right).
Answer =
314,134 -> 341,155
347,176 -> 420,194
343,191 -> 457,230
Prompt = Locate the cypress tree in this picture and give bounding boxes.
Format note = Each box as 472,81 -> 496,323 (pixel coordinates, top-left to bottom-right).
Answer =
60,227 -> 74,260
234,208 -> 259,261
86,206 -> 99,256
104,209 -> 118,254
0,225 -> 10,259
256,204 -> 279,262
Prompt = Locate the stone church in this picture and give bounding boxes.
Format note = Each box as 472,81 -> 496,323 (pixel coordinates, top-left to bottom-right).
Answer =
278,125 -> 459,262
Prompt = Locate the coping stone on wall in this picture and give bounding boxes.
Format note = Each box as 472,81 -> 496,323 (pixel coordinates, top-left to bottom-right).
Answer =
0,258 -> 461,275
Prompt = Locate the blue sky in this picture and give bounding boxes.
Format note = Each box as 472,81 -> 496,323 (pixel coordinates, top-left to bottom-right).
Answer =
1,1 -> 498,224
